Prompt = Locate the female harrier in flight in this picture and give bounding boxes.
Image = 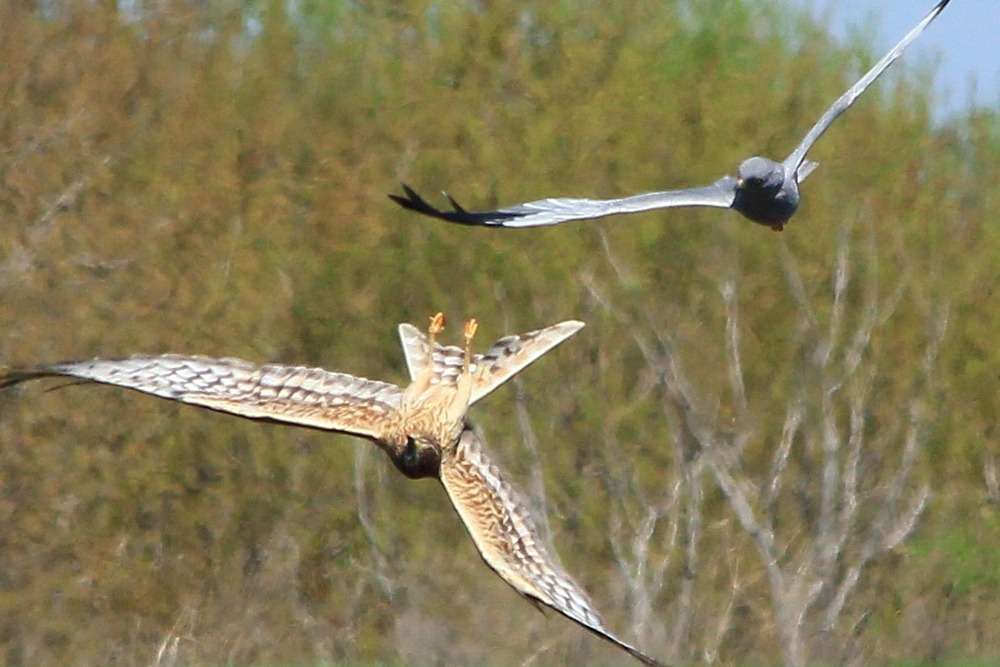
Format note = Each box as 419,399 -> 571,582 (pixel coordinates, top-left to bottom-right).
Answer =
391,0 -> 950,231
0,314 -> 664,667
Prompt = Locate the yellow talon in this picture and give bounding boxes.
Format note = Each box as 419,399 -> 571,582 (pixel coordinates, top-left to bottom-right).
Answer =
463,318 -> 478,367
464,318 -> 478,343
428,312 -> 445,346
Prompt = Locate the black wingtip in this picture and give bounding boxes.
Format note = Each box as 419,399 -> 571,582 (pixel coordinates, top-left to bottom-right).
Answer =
0,370 -> 38,390
445,192 -> 468,214
388,183 -> 433,214
388,183 -> 524,227
0,369 -> 62,391
929,0 -> 951,22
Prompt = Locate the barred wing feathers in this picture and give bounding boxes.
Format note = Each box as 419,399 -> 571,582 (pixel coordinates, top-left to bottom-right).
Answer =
398,320 -> 585,405
440,429 -> 665,667
0,354 -> 402,442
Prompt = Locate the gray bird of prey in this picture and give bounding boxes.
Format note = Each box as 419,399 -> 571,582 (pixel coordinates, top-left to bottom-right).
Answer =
0,314 -> 665,667
390,0 -> 950,231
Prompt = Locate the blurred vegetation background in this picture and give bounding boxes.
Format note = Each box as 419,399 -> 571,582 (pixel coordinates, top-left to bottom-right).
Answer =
1,0 -> 998,665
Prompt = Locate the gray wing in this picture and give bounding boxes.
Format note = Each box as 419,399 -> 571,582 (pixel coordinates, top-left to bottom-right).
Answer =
440,429 -> 665,667
0,354 -> 402,442
783,0 -> 951,175
391,178 -> 736,228
398,320 -> 585,406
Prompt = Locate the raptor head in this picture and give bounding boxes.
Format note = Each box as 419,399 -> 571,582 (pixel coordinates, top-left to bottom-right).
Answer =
736,156 -> 785,192
393,435 -> 442,479
397,366 -> 474,465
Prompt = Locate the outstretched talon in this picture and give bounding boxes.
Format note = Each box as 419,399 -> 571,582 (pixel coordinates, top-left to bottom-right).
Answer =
428,312 -> 445,347
463,318 -> 479,369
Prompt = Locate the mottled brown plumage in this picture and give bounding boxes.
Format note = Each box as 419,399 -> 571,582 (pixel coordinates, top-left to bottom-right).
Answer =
1,315 -> 665,666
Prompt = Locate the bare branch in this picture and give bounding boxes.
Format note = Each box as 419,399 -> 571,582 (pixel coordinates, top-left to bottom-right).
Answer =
779,240 -> 818,335
765,403 -> 804,520
352,443 -> 398,601
719,268 -> 748,418
511,380 -> 553,544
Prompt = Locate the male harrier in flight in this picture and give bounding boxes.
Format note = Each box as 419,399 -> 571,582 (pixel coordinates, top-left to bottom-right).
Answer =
391,0 -> 950,231
0,314 -> 664,667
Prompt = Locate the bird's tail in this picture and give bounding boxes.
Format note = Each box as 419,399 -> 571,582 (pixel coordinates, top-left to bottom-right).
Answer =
797,160 -> 819,183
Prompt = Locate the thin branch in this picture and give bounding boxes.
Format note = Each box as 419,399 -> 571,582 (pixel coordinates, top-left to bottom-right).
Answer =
352,443 -> 397,601
765,403 -> 803,521
720,268 -> 748,418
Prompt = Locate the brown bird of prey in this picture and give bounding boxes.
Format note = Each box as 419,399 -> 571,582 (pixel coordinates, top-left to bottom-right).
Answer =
391,0 -> 950,231
0,314 -> 665,667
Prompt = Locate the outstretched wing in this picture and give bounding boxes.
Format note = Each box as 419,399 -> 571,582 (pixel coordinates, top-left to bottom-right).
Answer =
0,354 -> 402,442
398,320 -> 585,406
783,0 -> 951,174
390,179 -> 736,229
439,429 -> 664,667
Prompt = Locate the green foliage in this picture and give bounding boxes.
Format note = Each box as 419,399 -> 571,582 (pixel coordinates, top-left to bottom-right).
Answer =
1,0 -> 998,665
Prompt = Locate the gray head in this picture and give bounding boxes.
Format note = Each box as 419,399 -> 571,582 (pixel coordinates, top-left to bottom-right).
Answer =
737,157 -> 785,190
732,156 -> 799,229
